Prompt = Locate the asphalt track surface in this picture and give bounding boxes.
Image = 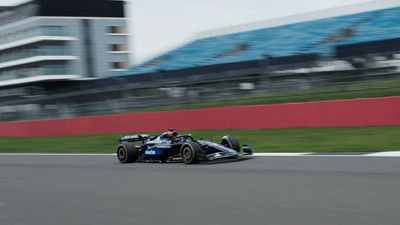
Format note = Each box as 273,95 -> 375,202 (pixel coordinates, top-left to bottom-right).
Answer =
0,155 -> 399,225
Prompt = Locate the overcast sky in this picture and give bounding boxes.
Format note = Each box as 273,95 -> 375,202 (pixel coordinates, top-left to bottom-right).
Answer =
1,0 -> 377,63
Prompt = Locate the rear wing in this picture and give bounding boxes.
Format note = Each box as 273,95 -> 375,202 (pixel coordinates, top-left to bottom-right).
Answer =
119,134 -> 150,143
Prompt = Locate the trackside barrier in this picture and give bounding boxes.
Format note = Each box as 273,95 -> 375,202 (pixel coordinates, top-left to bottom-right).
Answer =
0,96 -> 399,137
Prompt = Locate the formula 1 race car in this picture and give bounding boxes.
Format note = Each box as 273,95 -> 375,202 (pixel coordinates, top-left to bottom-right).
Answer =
116,132 -> 253,164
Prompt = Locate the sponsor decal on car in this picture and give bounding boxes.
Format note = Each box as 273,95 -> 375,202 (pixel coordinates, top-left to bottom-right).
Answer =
154,145 -> 171,149
146,140 -> 165,144
121,134 -> 150,140
145,150 -> 156,155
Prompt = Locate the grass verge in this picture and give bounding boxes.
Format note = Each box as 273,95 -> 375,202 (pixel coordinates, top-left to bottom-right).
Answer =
1,126 -> 399,153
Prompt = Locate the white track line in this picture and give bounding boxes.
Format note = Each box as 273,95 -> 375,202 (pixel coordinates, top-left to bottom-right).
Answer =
365,151 -> 400,157
0,152 -> 400,157
253,153 -> 367,157
254,152 -> 400,157
253,153 -> 309,156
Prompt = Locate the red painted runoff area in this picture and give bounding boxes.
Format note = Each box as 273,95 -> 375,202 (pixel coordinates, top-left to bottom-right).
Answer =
1,97 -> 399,137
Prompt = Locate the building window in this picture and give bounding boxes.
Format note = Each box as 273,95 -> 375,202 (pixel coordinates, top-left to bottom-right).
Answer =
0,67 -> 40,81
0,27 -> 36,45
40,26 -> 68,36
0,44 -> 70,64
111,62 -> 129,70
108,26 -> 127,34
110,44 -> 128,52
40,64 -> 70,75
0,26 -> 69,45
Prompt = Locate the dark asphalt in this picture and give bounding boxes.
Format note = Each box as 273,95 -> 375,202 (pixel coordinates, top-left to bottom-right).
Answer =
0,155 -> 399,225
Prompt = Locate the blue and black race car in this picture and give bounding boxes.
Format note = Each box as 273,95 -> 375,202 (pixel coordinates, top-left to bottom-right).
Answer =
116,130 -> 253,164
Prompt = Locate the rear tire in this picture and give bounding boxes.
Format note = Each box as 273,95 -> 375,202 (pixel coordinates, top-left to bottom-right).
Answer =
180,141 -> 201,164
221,136 -> 241,152
117,143 -> 138,163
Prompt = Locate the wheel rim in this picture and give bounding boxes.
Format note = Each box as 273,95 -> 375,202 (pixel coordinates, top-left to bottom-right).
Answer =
182,147 -> 192,159
118,147 -> 126,160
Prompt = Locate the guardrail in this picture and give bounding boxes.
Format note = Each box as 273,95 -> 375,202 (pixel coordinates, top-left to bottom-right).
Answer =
1,66 -> 400,122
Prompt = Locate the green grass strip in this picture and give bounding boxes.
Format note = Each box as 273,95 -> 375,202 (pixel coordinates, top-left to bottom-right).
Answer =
1,126 -> 399,153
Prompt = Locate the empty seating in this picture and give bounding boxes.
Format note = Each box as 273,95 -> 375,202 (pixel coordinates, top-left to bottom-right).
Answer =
114,6 -> 400,77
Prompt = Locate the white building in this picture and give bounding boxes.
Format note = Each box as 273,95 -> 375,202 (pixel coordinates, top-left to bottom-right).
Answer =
0,0 -> 130,87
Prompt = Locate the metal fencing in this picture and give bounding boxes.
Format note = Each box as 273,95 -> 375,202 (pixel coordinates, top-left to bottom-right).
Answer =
1,64 -> 400,122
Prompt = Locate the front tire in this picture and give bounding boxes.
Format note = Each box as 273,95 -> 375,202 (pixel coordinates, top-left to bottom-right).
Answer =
221,136 -> 241,152
117,143 -> 138,163
180,141 -> 201,164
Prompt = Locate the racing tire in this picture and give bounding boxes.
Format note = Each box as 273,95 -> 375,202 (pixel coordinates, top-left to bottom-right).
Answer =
221,136 -> 241,152
180,141 -> 202,164
117,143 -> 138,163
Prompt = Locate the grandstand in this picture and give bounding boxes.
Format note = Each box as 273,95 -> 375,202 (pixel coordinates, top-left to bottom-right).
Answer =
115,5 -> 400,76
1,1 -> 400,122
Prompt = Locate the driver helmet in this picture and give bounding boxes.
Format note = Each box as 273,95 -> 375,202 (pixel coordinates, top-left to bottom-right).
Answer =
167,128 -> 178,138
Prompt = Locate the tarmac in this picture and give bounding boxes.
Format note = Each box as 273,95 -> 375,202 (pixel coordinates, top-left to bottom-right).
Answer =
0,154 -> 399,225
